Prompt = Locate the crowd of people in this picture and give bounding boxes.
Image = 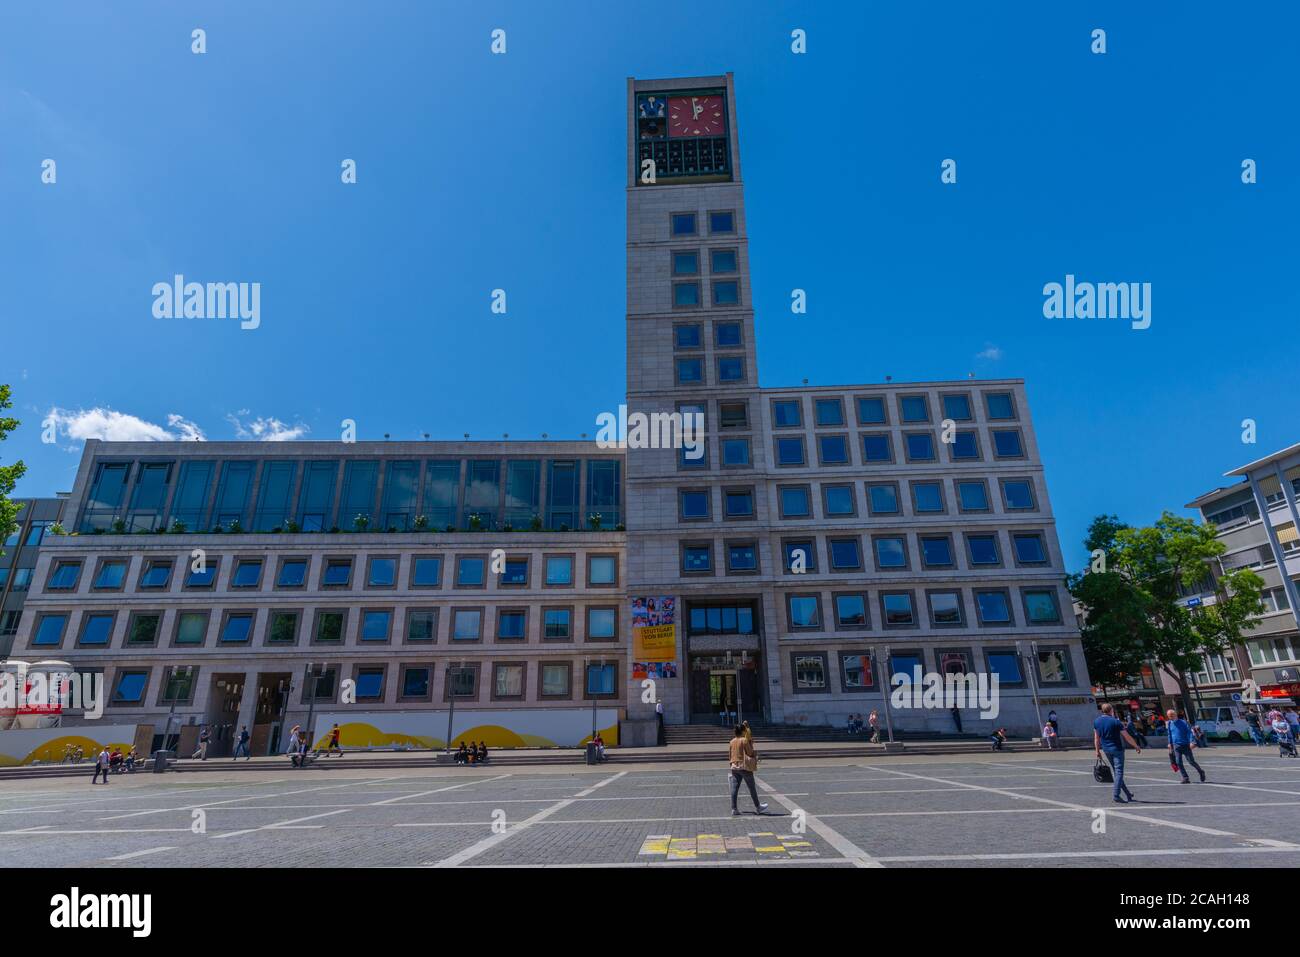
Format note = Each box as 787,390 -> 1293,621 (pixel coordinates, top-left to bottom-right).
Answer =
88,746 -> 140,784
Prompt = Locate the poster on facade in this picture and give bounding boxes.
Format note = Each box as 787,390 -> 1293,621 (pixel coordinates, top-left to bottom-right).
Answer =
632,661 -> 679,680
631,596 -> 676,662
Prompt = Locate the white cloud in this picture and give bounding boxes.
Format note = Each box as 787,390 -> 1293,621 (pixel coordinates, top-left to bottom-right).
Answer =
45,407 -> 207,444
976,343 -> 1003,361
225,412 -> 309,442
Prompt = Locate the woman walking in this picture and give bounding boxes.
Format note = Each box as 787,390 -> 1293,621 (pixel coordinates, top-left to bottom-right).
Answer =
727,725 -> 768,816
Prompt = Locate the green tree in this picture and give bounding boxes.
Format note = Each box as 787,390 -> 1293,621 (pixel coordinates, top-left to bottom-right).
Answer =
1071,510 -> 1265,711
0,385 -> 25,556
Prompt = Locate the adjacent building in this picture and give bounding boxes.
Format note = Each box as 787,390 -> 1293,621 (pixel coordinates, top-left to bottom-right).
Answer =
0,495 -> 69,659
1185,442 -> 1300,711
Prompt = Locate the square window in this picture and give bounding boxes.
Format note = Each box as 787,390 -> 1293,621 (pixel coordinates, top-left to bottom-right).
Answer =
139,561 -> 172,589
368,557 -> 397,587
361,610 -> 391,641
675,323 -> 702,349
127,613 -> 160,646
544,608 -> 572,640
112,671 -> 148,704
818,435 -> 849,465
717,356 -> 744,381
452,609 -> 482,641
402,668 -> 431,698
94,561 -> 127,590
175,612 -> 208,646
930,592 -> 963,625
412,556 -> 442,586
861,433 -> 892,462
835,594 -> 867,627
79,614 -> 114,646
727,543 -> 757,571
494,664 -> 525,698
942,394 -> 972,421
709,210 -> 734,233
268,612 -> 298,645
788,595 -> 821,629
501,558 -> 529,585
868,483 -> 899,514
776,437 -> 806,466
829,538 -> 862,570
967,535 -> 1001,566
976,591 -> 1012,624
277,559 -> 307,588
719,402 -> 748,429
784,540 -> 816,572
541,663 -> 570,695
985,392 -> 1016,420
587,608 -> 616,640
856,397 -> 887,425
920,536 -> 953,567
874,537 -> 907,569
882,593 -> 915,626
1024,589 -> 1061,623
841,653 -> 876,690
711,250 -> 738,274
589,555 -> 617,585
900,395 -> 930,422
780,486 -> 810,518
721,438 -> 751,466
673,282 -> 701,308
822,485 -> 855,516
545,556 -> 573,586
905,432 -> 935,461
671,212 -> 696,235
912,482 -> 944,513
724,489 -> 754,517
712,280 -> 739,305
33,614 -> 67,646
793,655 -> 827,690
958,481 -> 989,511
772,399 -> 802,427
673,251 -> 699,275
315,611 -> 345,643
497,610 -> 526,640
355,669 -> 384,700
815,398 -> 845,427
1002,480 -> 1035,510
682,544 -> 712,573
323,559 -> 352,586
987,650 -> 1023,685
407,610 -> 437,642
49,562 -> 82,590
951,431 -> 979,460
1037,648 -> 1072,683
232,559 -> 262,588
1013,533 -> 1047,564
680,490 -> 710,520
221,613 -> 253,643
676,357 -> 704,383
993,429 -> 1024,457
586,663 -> 617,696
714,320 -> 742,347
457,557 -> 486,587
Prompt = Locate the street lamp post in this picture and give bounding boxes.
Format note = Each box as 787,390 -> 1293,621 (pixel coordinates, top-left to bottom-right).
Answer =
303,662 -> 323,750
444,666 -> 464,755
877,646 -> 896,745
1019,641 -> 1045,738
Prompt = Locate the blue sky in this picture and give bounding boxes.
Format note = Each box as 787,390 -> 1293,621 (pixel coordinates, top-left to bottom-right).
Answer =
2,1 -> 1297,570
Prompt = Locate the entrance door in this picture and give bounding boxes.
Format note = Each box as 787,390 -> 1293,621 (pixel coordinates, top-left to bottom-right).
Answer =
252,673 -> 291,756
205,674 -> 245,757
737,667 -> 760,723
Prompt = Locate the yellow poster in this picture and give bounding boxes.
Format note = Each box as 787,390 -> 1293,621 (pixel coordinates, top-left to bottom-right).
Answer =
631,596 -> 676,662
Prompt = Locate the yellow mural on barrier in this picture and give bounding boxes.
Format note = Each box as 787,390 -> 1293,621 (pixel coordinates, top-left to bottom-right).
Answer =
0,732 -> 137,767
310,710 -> 620,751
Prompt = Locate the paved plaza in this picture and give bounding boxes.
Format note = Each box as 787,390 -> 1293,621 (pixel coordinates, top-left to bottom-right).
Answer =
2,747 -> 1299,868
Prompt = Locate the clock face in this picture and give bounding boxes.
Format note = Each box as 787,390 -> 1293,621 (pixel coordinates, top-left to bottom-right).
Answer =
668,94 -> 725,137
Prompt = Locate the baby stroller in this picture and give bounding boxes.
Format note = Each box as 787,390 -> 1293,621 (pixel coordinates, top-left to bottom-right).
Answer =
1273,722 -> 1297,758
